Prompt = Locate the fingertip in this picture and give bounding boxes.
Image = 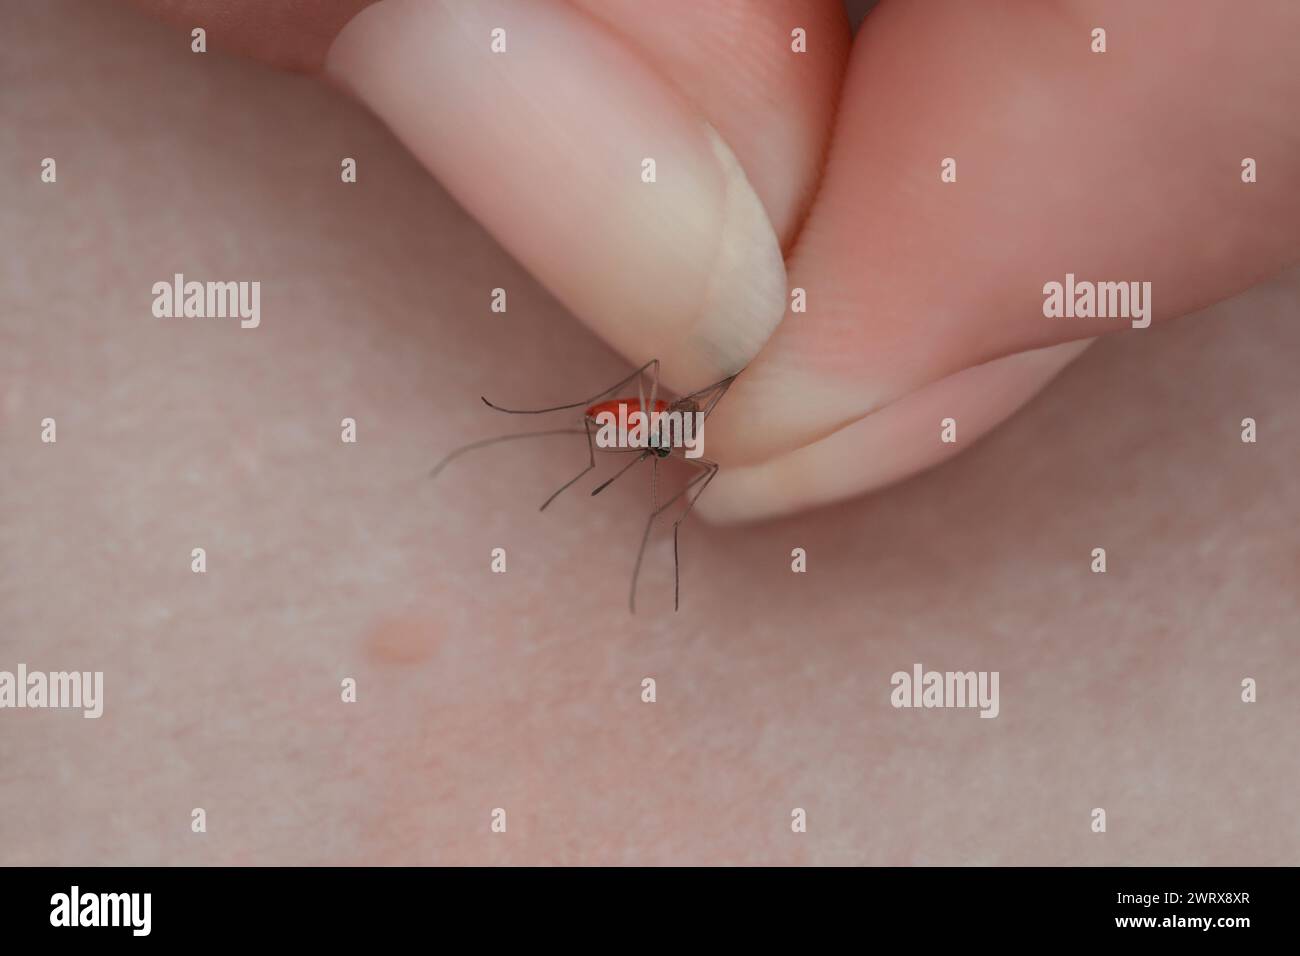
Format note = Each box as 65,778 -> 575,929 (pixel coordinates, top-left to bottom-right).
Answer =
699,339 -> 1093,523
325,0 -> 786,391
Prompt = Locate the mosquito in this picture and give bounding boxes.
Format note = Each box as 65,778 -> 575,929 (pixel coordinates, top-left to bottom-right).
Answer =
430,359 -> 737,612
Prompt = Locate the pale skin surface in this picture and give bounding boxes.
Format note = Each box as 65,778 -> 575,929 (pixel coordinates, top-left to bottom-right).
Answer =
1,2 -> 1297,864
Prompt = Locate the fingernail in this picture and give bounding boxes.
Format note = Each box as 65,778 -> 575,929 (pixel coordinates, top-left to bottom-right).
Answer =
326,0 -> 786,389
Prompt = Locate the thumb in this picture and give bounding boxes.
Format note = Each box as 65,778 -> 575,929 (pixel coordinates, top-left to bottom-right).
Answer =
325,0 -> 806,391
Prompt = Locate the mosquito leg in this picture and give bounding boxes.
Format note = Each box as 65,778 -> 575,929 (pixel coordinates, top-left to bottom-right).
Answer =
591,449 -> 650,497
538,418 -> 596,512
698,378 -> 737,420
629,512 -> 657,615
628,458 -> 715,614
482,359 -> 660,415
673,523 -> 681,612
647,354 -> 660,435
671,460 -> 719,611
429,428 -> 587,479
672,458 -> 719,528
675,373 -> 739,419
636,371 -> 648,450
649,456 -> 660,603
677,373 -> 737,403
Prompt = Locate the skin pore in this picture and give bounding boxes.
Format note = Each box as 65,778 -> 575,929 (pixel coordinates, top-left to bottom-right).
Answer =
2,1 -> 1296,864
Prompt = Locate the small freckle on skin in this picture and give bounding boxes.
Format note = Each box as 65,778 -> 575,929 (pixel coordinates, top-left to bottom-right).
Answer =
364,615 -> 439,666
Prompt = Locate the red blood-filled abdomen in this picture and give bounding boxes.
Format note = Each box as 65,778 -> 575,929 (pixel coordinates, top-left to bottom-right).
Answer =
584,398 -> 670,419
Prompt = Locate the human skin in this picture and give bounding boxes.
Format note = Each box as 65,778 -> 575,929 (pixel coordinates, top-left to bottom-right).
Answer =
1,1 -> 1297,864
